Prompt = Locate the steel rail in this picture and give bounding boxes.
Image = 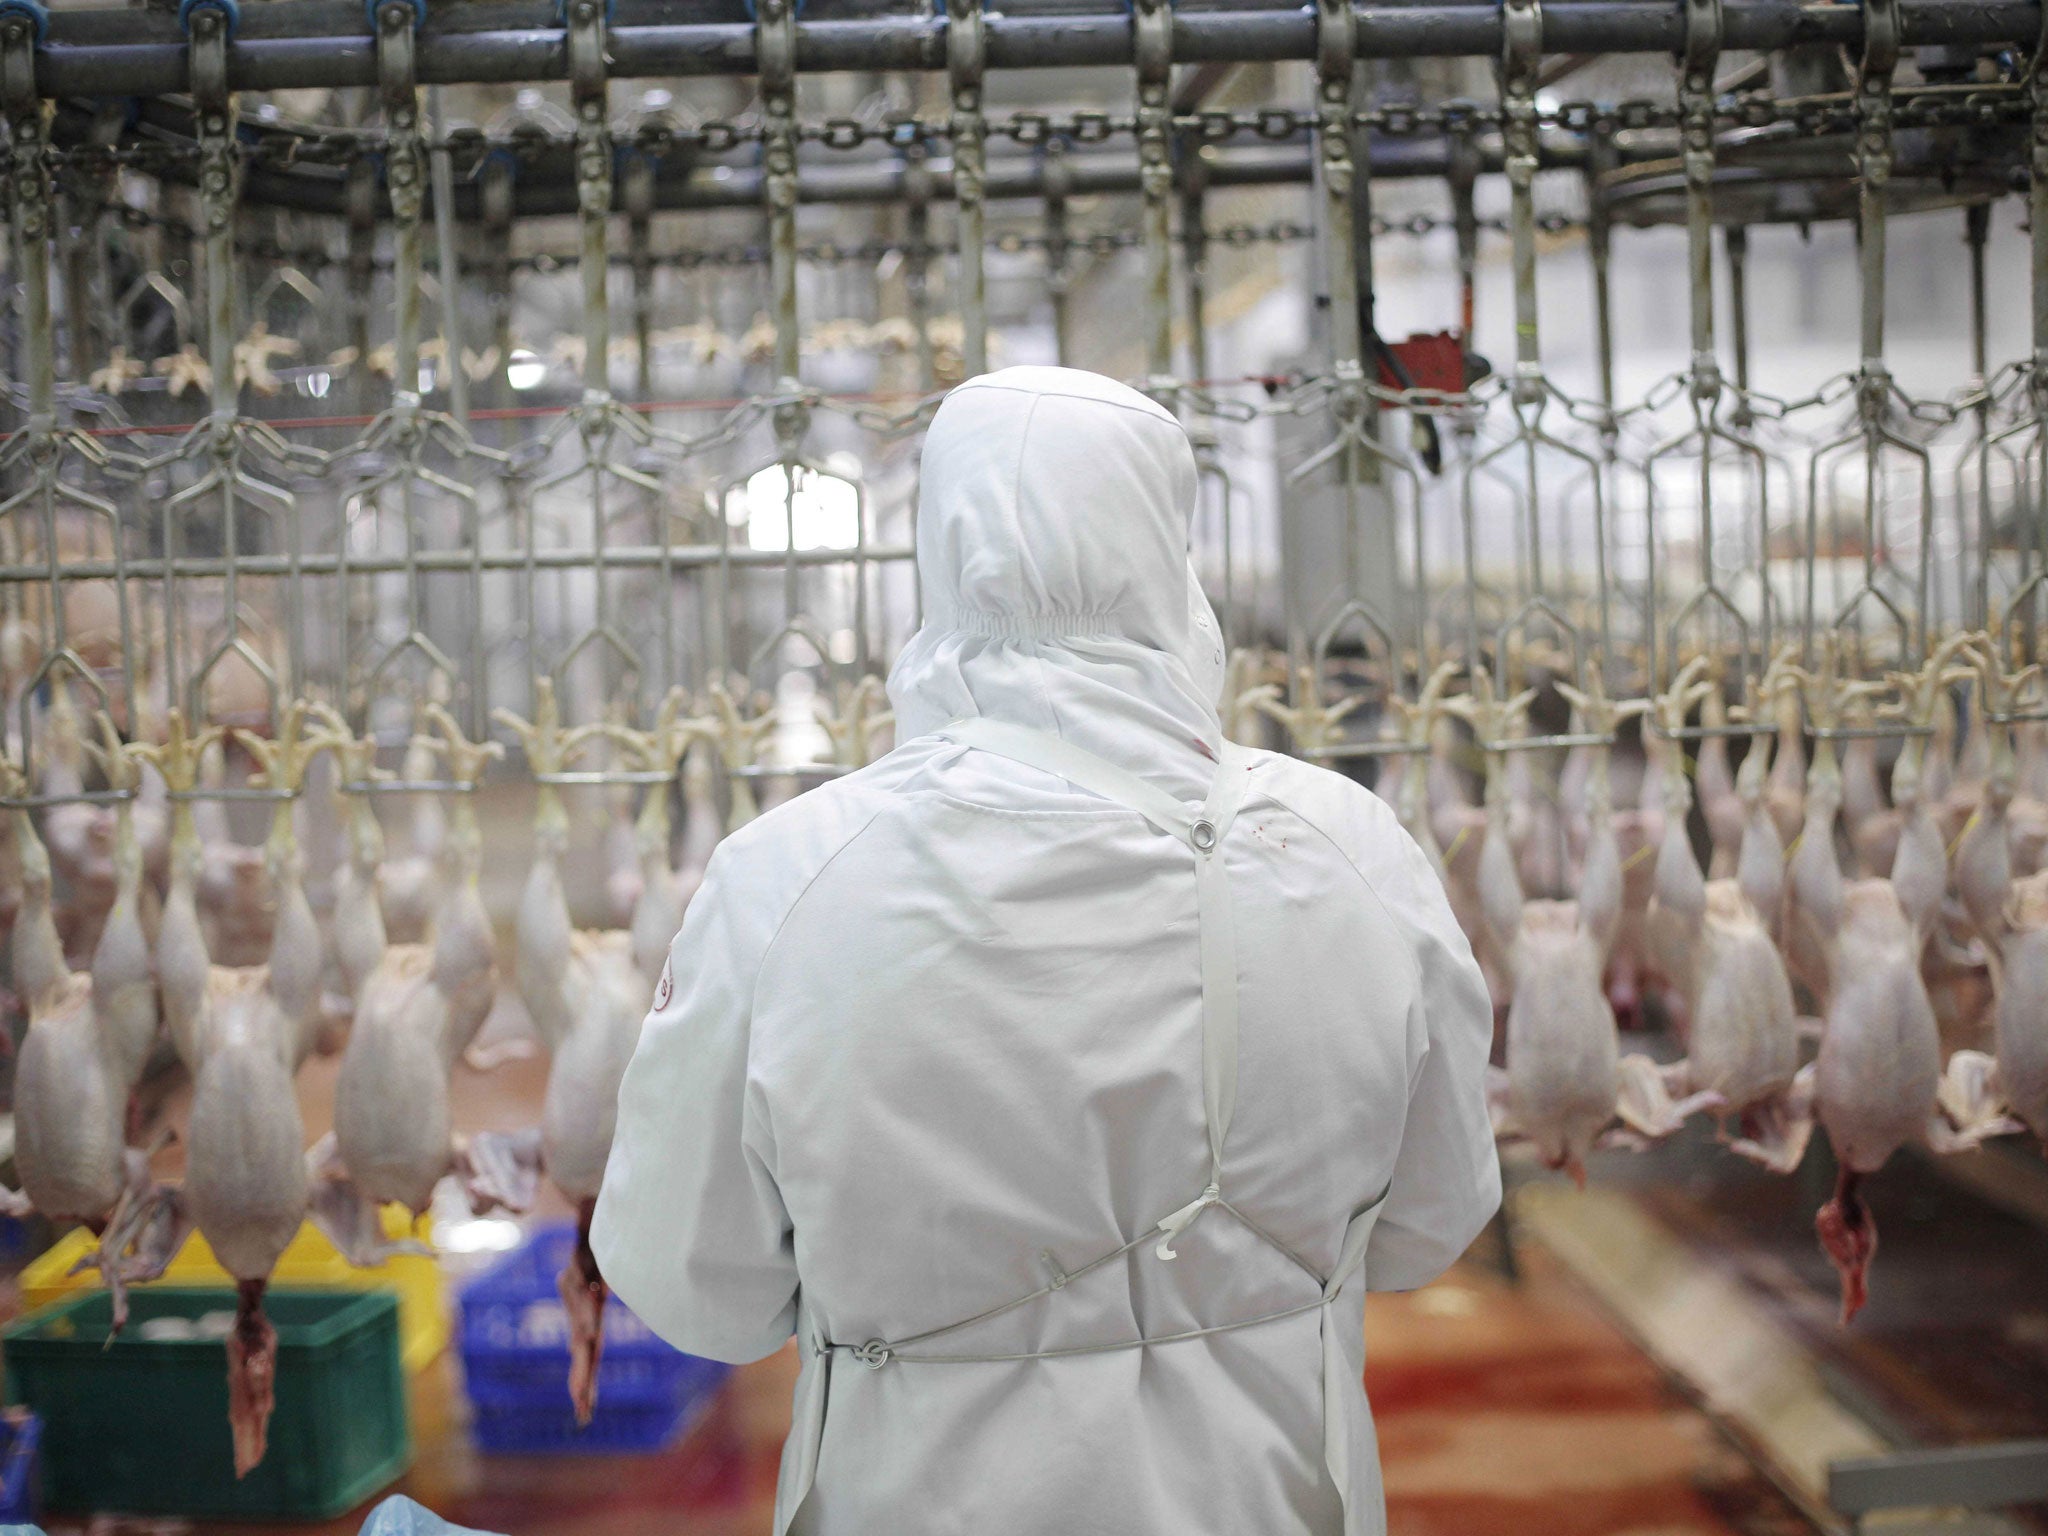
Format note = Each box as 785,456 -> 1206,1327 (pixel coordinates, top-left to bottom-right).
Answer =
20,2 -> 2041,96
0,545 -> 917,584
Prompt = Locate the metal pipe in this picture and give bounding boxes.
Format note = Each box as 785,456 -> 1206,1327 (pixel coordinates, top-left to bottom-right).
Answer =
429,85 -> 469,424
1500,0 -> 1543,407
2028,0 -> 2048,649
23,4 -> 2042,95
1042,138 -> 1074,368
344,155 -> 377,414
568,0 -> 612,398
2,12 -> 53,431
950,0 -> 989,377
379,1 -> 425,404
903,145 -> 937,390
481,153 -> 514,403
1135,0 -> 1175,385
1448,126 -> 1481,342
0,545 -> 917,587
760,0 -> 801,392
1585,128 -> 1617,426
1316,0 -> 1362,388
625,146 -> 656,398
1725,223 -> 1751,420
1967,201 -> 1992,629
1176,138 -> 1208,382
198,15 -> 239,432
1681,0 -> 1721,400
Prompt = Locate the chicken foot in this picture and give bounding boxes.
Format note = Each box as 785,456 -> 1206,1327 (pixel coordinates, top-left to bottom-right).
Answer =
310,1115 -> 543,1256
302,1134 -> 433,1267
1816,1167 -> 1875,1325
558,1198 -> 608,1426
63,1132 -> 193,1333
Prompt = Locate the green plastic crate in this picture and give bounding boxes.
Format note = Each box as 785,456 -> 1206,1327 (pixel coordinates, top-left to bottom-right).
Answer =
3,1287 -> 411,1520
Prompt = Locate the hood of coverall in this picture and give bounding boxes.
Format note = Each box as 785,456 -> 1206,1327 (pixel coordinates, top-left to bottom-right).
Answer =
887,366 -> 1227,781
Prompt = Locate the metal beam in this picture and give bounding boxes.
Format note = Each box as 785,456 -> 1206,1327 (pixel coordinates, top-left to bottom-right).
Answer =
1829,1442 -> 2048,1517
23,2 -> 2044,96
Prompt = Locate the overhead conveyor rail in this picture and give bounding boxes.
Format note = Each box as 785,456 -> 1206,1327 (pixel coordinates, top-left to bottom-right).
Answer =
12,0 -> 2048,95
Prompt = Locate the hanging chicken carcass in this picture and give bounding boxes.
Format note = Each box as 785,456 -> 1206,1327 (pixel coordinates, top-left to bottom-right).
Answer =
313,706 -> 539,1245
1642,660 -> 1806,1171
2,729 -> 189,1326
1784,641 -> 2017,1322
499,680 -> 680,1423
1458,668 -> 1718,1181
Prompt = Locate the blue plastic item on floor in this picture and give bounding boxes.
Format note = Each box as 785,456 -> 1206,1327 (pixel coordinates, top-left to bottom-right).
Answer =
0,1217 -> 38,1268
359,1495 -> 501,1536
0,1414 -> 39,1525
456,1224 -> 730,1454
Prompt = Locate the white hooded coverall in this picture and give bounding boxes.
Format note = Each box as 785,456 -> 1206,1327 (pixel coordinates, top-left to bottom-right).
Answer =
592,366 -> 1501,1536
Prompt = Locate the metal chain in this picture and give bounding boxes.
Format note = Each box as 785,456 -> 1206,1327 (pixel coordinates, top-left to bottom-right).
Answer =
13,81 -> 2030,185
94,199 -> 1577,279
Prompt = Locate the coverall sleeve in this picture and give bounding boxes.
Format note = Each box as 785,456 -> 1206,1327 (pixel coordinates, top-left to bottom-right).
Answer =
590,846 -> 800,1363
1357,813 -> 1502,1292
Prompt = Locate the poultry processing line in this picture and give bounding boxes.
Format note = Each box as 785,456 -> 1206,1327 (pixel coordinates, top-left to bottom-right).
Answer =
0,0 -> 2045,1491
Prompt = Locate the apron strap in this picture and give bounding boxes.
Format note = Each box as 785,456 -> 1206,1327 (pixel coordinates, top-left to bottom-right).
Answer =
938,719 -> 1254,1184
1320,1196 -> 1390,1515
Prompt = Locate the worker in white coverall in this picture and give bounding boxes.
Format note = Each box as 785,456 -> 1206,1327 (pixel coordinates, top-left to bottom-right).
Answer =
592,365 -> 1501,1536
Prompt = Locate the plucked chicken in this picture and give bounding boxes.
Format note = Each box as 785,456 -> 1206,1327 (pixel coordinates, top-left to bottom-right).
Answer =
1694,668 -> 1748,879
1,736 -> 188,1325
38,685 -> 116,960
601,700 -> 647,929
380,727 -> 449,945
618,691 -> 705,987
1458,669 -> 1717,1181
1410,674 -> 1509,1008
1784,641 -> 2013,1323
1643,661 -> 1805,1170
315,706 -> 537,1242
142,702 -> 344,1475
1953,641 -> 2048,1148
193,734 -> 270,966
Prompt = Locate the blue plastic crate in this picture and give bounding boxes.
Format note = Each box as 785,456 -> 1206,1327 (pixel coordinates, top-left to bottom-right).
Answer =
468,1354 -> 728,1455
0,1218 -> 38,1270
457,1224 -> 729,1454
0,1413 -> 39,1524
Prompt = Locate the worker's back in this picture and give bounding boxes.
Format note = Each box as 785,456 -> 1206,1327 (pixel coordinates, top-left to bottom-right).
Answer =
593,366 -> 1499,1536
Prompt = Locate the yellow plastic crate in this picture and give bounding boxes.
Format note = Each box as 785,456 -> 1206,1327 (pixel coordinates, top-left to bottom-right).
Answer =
18,1208 -> 447,1374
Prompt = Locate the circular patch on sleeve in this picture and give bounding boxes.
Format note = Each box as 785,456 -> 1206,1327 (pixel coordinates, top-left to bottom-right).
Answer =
653,955 -> 674,1011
